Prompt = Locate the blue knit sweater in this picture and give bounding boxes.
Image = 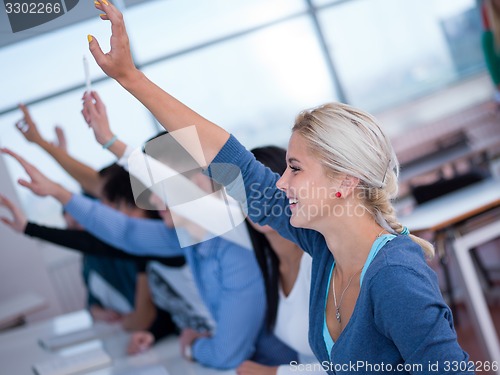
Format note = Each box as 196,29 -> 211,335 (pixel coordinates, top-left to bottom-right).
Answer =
207,135 -> 472,374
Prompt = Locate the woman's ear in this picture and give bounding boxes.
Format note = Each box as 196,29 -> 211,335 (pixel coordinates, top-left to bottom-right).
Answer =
339,175 -> 360,198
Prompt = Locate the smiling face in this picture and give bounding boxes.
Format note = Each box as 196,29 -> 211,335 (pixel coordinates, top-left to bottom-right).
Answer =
277,132 -> 343,231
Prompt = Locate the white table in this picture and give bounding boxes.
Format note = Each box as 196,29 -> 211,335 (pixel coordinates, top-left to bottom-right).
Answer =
400,178 -> 500,372
0,310 -> 235,375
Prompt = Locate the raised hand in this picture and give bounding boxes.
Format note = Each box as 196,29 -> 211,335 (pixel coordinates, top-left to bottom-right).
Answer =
0,148 -> 71,204
0,194 -> 27,233
88,1 -> 139,83
81,91 -> 114,146
15,104 -> 44,144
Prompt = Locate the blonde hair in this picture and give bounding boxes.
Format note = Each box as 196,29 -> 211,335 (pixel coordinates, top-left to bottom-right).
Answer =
486,0 -> 500,50
292,102 -> 434,258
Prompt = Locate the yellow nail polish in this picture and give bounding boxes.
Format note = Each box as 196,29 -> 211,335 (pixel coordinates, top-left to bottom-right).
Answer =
99,13 -> 106,17
87,35 -> 93,43
102,0 -> 109,5
94,1 -> 100,5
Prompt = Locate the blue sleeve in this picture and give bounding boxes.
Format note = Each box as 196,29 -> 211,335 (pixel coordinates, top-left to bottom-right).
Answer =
206,135 -> 319,256
192,245 -> 266,369
64,194 -> 184,257
371,266 -> 472,374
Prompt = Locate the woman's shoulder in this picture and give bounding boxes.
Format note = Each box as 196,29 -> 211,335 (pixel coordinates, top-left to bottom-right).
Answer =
364,236 -> 433,285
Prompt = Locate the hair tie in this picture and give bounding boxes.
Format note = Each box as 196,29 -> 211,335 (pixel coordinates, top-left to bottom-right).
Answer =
400,226 -> 410,236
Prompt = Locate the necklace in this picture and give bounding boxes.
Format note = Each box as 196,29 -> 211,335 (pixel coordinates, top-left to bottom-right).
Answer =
331,228 -> 386,324
332,267 -> 362,323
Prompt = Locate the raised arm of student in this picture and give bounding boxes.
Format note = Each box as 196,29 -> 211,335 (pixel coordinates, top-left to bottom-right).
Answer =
1,148 -> 72,204
81,90 -> 127,160
88,1 -> 228,166
1,147 -> 183,257
15,104 -> 102,197
87,2 -> 318,254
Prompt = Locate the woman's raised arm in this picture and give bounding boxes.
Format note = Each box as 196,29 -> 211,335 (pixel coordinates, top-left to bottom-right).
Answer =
88,1 -> 229,165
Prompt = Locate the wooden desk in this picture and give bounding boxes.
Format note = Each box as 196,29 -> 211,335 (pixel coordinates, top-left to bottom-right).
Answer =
0,310 -> 235,375
400,178 -> 500,371
402,179 -> 500,232
399,136 -> 500,184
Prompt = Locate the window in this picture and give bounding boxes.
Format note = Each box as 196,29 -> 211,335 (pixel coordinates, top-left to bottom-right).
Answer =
142,16 -> 336,149
317,0 -> 482,111
0,0 -> 485,222
126,0 -> 306,64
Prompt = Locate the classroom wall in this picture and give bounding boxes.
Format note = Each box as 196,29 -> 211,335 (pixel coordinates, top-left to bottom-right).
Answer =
0,153 -> 85,323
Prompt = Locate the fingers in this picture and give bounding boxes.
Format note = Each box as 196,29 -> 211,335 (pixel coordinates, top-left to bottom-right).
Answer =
81,93 -> 95,125
88,34 -> 107,70
99,1 -> 127,40
0,194 -> 27,232
1,148 -> 37,179
0,194 -> 16,212
81,109 -> 90,126
1,148 -> 41,187
18,178 -> 34,191
0,217 -> 12,225
90,0 -> 134,80
1,148 -> 29,169
86,94 -> 100,118
91,91 -> 106,112
18,103 -> 33,123
55,126 -> 68,151
15,119 -> 29,134
81,94 -> 91,125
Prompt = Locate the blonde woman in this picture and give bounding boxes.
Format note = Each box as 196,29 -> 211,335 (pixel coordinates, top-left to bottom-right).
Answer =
482,0 -> 500,104
86,2 -> 472,373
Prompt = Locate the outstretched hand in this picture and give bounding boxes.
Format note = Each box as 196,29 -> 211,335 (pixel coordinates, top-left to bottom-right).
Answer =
88,1 -> 139,83
81,91 -> 114,146
0,148 -> 70,203
0,194 -> 27,233
15,104 -> 44,144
